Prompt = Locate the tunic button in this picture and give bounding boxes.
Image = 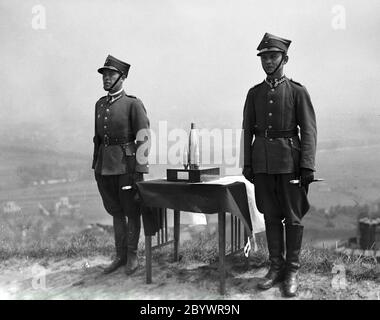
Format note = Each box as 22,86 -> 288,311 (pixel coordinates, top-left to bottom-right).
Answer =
104,125 -> 107,129
268,125 -> 272,129
104,117 -> 108,120
269,100 -> 273,104
106,109 -> 110,112
268,113 -> 272,116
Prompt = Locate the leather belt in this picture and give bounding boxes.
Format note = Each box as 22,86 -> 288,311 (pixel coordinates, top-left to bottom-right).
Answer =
254,128 -> 298,139
102,136 -> 133,147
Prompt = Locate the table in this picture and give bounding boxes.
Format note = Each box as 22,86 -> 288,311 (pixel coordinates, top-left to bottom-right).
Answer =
136,179 -> 253,295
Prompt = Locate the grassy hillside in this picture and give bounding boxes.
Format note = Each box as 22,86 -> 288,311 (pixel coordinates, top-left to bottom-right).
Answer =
1,141 -> 380,249
309,144 -> 380,208
0,144 -> 91,190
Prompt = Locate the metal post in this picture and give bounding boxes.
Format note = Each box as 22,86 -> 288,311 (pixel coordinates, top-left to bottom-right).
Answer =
164,208 -> 168,242
230,214 -> 233,254
161,209 -> 165,244
234,216 -> 238,251
145,235 -> 152,284
218,211 -> 226,295
174,210 -> 180,261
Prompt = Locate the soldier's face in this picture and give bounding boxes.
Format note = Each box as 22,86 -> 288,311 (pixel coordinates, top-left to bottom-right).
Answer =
260,52 -> 285,74
102,70 -> 123,91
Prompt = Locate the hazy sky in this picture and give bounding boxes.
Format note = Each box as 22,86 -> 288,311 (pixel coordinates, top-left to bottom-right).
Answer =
1,0 -> 380,153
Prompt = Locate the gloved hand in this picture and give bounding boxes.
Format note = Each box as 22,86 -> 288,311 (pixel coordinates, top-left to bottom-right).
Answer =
300,168 -> 314,186
132,172 -> 144,202
133,172 -> 144,183
242,166 -> 254,183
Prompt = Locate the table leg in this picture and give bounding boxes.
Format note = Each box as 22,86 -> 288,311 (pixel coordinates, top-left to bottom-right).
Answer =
174,210 -> 180,261
218,211 -> 226,295
146,235 -> 152,284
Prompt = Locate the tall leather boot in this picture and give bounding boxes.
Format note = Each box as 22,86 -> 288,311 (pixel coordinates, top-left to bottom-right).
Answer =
283,224 -> 304,297
125,215 -> 141,275
103,216 -> 128,274
257,222 -> 285,290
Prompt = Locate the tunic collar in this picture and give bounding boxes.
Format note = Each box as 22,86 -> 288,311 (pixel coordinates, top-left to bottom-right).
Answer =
109,88 -> 124,97
265,75 -> 286,89
107,89 -> 124,103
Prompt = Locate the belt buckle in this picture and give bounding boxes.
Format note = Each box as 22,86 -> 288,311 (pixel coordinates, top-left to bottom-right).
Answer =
104,135 -> 109,147
264,129 -> 268,138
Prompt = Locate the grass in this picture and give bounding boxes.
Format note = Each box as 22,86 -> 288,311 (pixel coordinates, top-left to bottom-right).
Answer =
0,210 -> 116,261
0,231 -> 115,261
180,231 -> 219,264
0,218 -> 378,284
150,230 -> 379,283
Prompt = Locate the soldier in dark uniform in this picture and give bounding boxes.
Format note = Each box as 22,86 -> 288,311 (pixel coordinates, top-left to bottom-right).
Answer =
93,55 -> 150,275
242,33 -> 317,297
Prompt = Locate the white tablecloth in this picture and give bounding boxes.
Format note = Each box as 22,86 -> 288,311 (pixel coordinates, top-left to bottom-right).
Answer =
200,175 -> 265,235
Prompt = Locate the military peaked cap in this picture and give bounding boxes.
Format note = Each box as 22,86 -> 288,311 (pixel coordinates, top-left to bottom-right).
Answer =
98,55 -> 131,77
257,33 -> 291,56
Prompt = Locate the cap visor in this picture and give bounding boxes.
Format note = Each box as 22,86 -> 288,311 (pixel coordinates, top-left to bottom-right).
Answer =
97,66 -> 122,74
257,47 -> 285,56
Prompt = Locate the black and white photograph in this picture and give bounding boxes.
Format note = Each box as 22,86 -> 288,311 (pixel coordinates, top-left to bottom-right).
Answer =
0,0 -> 379,304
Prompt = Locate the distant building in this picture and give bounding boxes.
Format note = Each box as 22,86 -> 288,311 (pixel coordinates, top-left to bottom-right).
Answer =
54,197 -> 80,217
335,215 -> 380,259
2,201 -> 21,214
358,217 -> 380,250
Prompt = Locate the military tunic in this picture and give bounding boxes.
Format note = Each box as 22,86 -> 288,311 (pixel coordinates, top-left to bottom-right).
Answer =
243,77 -> 316,174
92,90 -> 150,218
242,77 -> 317,223
92,90 -> 150,175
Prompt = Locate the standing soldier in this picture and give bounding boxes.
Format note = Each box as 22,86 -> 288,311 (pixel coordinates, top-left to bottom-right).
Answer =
242,33 -> 317,297
93,55 -> 150,275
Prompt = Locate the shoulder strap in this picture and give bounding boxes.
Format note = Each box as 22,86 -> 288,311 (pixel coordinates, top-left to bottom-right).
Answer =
289,79 -> 303,87
252,80 -> 265,90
